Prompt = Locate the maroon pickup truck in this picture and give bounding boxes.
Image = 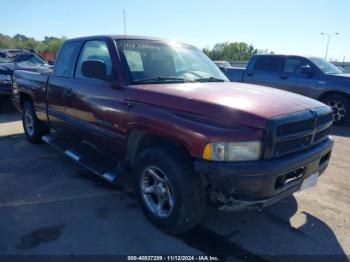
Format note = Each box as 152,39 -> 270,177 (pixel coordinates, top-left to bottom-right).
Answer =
12,35 -> 334,234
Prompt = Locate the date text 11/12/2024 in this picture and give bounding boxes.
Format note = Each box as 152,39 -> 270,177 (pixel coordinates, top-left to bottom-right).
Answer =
127,256 -> 220,261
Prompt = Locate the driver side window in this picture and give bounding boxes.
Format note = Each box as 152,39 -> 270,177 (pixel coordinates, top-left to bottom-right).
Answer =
75,40 -> 113,81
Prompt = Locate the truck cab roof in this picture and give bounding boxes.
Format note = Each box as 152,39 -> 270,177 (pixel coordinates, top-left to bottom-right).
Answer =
64,35 -> 193,47
253,53 -> 317,60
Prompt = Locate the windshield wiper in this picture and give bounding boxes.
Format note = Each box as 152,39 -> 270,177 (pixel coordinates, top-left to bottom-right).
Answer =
196,77 -> 227,82
133,76 -> 196,84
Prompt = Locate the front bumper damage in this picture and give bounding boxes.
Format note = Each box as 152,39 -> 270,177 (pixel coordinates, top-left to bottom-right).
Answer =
194,138 -> 333,211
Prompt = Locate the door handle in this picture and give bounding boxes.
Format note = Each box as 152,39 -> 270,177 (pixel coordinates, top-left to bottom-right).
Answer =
246,72 -> 254,77
280,75 -> 288,80
64,88 -> 73,96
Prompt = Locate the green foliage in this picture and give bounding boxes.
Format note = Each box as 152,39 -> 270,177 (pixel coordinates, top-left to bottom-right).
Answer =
0,33 -> 66,53
0,34 -> 16,48
203,42 -> 261,61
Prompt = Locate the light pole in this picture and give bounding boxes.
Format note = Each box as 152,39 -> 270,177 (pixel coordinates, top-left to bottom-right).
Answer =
320,32 -> 339,60
123,9 -> 127,36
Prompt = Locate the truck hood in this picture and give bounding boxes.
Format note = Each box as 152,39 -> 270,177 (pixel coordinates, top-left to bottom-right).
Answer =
327,73 -> 350,81
128,82 -> 325,129
333,73 -> 350,78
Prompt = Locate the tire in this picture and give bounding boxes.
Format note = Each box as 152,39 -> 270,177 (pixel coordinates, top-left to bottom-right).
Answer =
22,101 -> 49,143
134,144 -> 205,234
322,94 -> 350,126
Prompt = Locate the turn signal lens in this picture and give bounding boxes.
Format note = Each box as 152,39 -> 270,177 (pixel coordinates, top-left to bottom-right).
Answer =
203,144 -> 212,160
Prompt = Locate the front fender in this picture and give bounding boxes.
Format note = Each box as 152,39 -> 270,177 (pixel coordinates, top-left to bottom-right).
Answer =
126,103 -> 263,158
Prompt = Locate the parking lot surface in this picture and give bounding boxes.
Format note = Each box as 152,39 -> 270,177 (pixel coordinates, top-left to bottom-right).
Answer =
0,104 -> 349,260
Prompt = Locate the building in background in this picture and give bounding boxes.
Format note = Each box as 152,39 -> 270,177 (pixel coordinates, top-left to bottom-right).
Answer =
39,52 -> 56,63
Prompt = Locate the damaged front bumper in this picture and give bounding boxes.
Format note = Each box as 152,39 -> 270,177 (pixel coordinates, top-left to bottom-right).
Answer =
194,138 -> 333,211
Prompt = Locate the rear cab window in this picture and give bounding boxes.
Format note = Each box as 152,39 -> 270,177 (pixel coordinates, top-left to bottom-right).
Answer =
54,41 -> 81,78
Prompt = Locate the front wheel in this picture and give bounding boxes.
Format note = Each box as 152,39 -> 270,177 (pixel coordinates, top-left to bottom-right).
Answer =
134,145 -> 205,234
322,94 -> 350,125
22,101 -> 49,143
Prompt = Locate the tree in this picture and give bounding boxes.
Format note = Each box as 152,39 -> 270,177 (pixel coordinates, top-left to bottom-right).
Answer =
0,34 -> 15,48
0,33 -> 65,53
203,42 -> 262,61
37,36 -> 66,52
12,34 -> 40,49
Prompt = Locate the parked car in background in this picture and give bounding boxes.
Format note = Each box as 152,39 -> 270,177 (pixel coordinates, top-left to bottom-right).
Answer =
222,54 -> 350,125
12,36 -> 333,233
0,48 -> 50,100
214,60 -> 232,69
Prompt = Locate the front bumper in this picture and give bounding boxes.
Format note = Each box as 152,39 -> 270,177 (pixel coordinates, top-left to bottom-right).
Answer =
194,137 -> 333,211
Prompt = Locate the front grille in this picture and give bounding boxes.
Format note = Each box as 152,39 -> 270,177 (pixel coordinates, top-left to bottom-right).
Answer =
264,107 -> 333,159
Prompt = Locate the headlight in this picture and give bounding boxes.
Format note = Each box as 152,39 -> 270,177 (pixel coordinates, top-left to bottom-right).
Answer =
203,141 -> 261,161
0,74 -> 12,81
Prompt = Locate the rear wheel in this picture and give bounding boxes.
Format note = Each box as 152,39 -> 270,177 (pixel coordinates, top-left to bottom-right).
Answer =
22,101 -> 49,143
134,144 -> 205,234
322,94 -> 350,125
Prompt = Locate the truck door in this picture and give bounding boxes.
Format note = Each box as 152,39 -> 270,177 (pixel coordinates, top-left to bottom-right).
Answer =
278,56 -> 320,98
47,40 -> 81,132
243,55 -> 284,88
65,39 -> 127,157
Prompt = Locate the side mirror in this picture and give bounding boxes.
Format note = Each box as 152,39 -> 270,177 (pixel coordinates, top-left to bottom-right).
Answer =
81,60 -> 107,81
48,61 -> 55,66
299,66 -> 315,76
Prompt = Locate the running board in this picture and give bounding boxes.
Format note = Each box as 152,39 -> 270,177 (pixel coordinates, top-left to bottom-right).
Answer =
42,135 -> 126,184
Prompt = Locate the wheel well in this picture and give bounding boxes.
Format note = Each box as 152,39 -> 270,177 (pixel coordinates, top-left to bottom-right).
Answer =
318,91 -> 350,102
126,130 -> 191,167
19,92 -> 32,108
127,130 -> 210,191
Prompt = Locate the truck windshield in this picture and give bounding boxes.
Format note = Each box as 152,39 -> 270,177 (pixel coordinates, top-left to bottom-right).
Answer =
116,39 -> 228,84
309,57 -> 343,75
15,53 -> 47,65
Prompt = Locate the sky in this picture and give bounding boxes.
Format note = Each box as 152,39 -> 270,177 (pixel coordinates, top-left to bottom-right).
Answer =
1,0 -> 349,61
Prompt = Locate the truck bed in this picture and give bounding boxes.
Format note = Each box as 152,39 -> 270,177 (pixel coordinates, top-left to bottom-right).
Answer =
222,67 -> 245,82
13,67 -> 52,88
12,68 -> 53,117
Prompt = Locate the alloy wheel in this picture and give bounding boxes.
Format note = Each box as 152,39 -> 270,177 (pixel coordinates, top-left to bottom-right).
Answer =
140,166 -> 175,218
328,99 -> 346,122
24,110 -> 34,136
